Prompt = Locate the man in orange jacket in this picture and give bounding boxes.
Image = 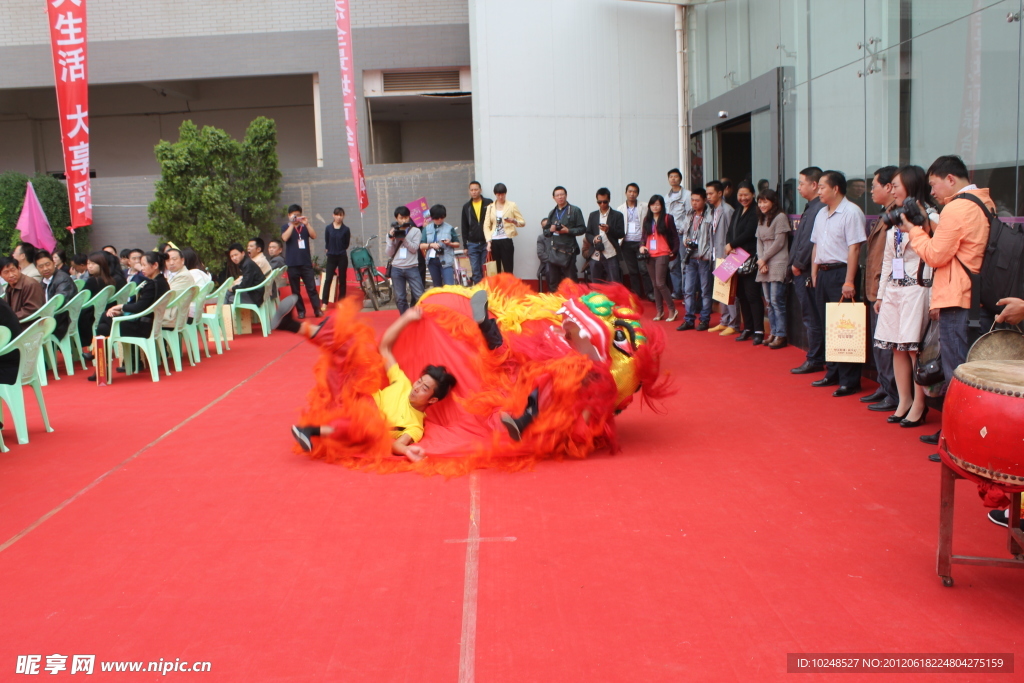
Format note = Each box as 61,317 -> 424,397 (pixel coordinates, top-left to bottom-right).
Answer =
900,155 -> 993,456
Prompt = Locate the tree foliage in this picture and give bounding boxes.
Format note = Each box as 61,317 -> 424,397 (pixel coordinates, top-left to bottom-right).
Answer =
148,117 -> 282,270
0,171 -> 88,254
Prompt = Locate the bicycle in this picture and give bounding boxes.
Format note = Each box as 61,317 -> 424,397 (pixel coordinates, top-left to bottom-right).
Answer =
350,235 -> 393,311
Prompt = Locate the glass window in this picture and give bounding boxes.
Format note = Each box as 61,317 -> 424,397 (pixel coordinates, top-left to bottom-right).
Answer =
808,0 -> 866,79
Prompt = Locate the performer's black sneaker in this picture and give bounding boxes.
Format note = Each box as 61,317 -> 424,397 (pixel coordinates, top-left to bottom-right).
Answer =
501,389 -> 539,441
272,295 -> 301,333
988,508 -> 1024,529
291,425 -> 317,452
471,290 -> 489,324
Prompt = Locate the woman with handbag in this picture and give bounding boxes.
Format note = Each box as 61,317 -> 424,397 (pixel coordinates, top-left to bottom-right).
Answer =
725,182 -> 765,343
755,189 -> 792,349
483,183 -> 524,275
639,195 -> 679,322
873,165 -> 934,427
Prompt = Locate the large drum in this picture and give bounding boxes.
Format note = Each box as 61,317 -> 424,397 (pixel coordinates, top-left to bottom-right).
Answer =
942,360 -> 1024,485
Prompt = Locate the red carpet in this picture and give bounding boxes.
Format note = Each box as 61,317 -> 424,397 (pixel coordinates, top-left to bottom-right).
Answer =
0,311 -> 1021,682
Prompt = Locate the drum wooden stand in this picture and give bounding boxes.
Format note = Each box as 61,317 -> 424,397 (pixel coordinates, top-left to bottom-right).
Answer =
937,461 -> 1024,587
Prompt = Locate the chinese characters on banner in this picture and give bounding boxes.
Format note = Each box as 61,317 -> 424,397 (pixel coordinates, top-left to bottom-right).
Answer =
46,0 -> 92,230
335,0 -> 369,212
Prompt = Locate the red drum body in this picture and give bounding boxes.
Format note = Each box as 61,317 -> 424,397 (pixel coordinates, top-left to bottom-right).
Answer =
942,360 -> 1024,485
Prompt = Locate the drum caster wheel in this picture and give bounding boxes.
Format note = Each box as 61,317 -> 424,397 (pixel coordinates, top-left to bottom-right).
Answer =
940,576 -> 954,587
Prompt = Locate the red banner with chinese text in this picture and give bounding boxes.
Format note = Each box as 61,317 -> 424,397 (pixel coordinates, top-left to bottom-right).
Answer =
46,0 -> 92,229
334,0 -> 369,212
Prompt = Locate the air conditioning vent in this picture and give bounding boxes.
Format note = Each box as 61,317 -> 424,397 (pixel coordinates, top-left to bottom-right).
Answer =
382,70 -> 461,93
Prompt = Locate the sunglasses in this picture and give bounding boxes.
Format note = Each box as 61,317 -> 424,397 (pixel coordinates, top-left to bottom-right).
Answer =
597,200 -> 609,205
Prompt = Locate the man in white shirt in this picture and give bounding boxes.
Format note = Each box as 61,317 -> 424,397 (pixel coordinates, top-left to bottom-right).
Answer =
665,168 -> 691,300
704,180 -> 737,334
163,247 -> 196,327
13,242 -> 42,283
617,183 -> 652,301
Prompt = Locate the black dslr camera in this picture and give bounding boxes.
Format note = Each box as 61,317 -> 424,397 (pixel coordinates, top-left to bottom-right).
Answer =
390,222 -> 407,239
881,198 -> 928,228
683,238 -> 699,265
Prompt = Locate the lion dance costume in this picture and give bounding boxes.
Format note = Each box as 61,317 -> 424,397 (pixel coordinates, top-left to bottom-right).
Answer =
297,274 -> 670,475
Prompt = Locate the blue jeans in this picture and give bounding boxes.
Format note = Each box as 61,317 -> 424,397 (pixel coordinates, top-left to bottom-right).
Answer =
761,281 -> 788,337
467,242 -> 487,284
427,258 -> 454,288
683,259 -> 714,325
669,256 -> 683,297
793,273 -> 823,363
392,266 -> 424,314
939,307 -> 971,384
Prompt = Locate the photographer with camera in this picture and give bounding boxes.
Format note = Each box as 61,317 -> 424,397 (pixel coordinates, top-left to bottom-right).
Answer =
544,186 -> 586,289
387,206 -> 424,313
483,183 -> 523,275
586,187 -> 625,285
861,167 -> 900,412
281,203 -> 323,319
677,188 -> 716,331
873,165 -> 935,428
421,204 -> 460,288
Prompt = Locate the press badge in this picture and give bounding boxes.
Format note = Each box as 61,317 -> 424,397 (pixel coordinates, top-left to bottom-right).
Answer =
650,238 -> 658,251
891,257 -> 905,280
398,247 -> 408,260
427,248 -> 437,259
297,239 -> 306,250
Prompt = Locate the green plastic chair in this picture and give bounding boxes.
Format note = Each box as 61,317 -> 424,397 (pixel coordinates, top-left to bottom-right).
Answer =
0,318 -> 56,446
48,289 -> 91,376
111,282 -> 137,306
200,280 -> 233,354
86,284 -> 115,339
231,269 -> 277,337
183,280 -> 214,361
0,326 -> 12,452
22,294 -> 64,386
161,286 -> 198,372
107,290 -> 174,382
73,279 -> 86,291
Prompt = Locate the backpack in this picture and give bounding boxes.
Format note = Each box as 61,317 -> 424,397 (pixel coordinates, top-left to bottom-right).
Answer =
954,193 -> 1024,328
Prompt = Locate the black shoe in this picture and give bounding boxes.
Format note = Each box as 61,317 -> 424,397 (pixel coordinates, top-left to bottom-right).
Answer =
811,377 -> 839,387
987,509 -> 1024,529
291,425 -> 316,452
868,399 -> 898,412
86,373 -> 96,382
272,295 -> 301,333
735,330 -> 753,342
887,410 -> 910,423
676,322 -> 695,331
900,407 -> 929,428
501,389 -> 539,441
832,385 -> 862,397
297,311 -> 306,320
928,453 -> 942,463
82,351 -> 95,362
115,366 -> 126,374
920,430 -> 940,446
470,290 -> 489,324
696,322 -> 709,332
751,333 -> 765,346
860,389 -> 888,404
791,361 -> 825,374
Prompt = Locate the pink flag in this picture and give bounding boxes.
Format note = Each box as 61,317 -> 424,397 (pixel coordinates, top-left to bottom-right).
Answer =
16,182 -> 57,254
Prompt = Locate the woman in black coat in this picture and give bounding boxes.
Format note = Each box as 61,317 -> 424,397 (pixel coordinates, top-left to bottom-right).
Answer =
96,252 -> 170,339
78,250 -> 127,347
725,182 -> 765,344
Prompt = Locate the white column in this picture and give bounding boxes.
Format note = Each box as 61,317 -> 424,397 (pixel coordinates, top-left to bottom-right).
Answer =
312,73 -> 324,168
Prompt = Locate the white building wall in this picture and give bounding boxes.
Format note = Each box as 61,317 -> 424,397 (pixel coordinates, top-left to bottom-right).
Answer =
469,0 -> 678,279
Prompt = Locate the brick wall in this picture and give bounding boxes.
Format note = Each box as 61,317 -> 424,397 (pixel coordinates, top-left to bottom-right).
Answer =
0,0 -> 467,47
86,161 -> 475,265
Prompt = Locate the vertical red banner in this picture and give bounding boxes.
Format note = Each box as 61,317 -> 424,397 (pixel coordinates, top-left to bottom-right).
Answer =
46,0 -> 92,229
334,0 -> 370,212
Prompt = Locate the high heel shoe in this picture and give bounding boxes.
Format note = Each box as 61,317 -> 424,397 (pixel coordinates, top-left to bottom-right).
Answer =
900,406 -> 929,428
886,410 -> 910,423
652,312 -> 664,322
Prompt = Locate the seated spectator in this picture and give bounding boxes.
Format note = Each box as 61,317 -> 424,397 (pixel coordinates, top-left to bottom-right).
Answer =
0,298 -> 22,385
225,243 -> 265,306
13,242 -> 41,283
70,253 -> 89,280
119,249 -> 132,278
100,247 -> 122,282
90,251 -> 171,381
163,248 -> 196,327
182,248 -> 212,288
78,250 -> 126,348
267,239 -> 288,288
52,249 -> 70,274
247,238 -> 272,276
1,256 -> 44,328
754,189 -> 792,349
127,249 -> 146,284
36,251 -> 76,340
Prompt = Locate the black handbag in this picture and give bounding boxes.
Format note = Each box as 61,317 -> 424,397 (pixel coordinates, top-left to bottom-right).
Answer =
384,258 -> 394,280
914,321 -> 944,386
737,253 -> 758,276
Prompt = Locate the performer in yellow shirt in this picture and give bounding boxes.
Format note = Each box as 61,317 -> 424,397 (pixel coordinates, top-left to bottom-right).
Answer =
287,305 -> 456,462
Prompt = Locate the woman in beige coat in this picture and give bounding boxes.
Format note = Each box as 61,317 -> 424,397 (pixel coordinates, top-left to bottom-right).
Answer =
482,183 -> 525,275
754,189 -> 791,349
